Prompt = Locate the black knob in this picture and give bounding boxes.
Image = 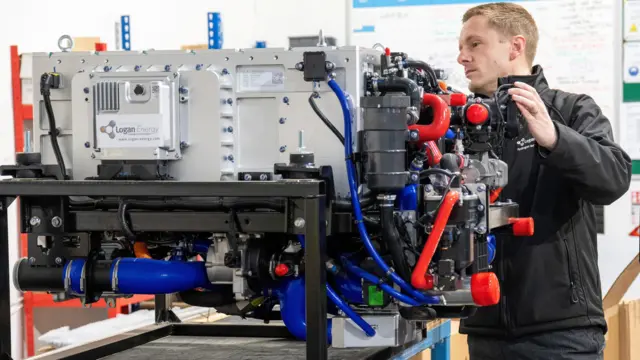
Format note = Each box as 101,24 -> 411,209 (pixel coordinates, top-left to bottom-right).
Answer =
133,84 -> 145,95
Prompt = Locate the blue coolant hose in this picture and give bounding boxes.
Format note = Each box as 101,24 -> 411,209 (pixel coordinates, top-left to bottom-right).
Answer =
326,78 -> 440,305
340,257 -> 421,306
296,235 -> 375,338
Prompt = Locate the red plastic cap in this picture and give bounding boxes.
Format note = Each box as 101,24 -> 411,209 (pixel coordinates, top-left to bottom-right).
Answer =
385,47 -> 391,56
95,42 -> 107,52
471,272 -> 500,306
274,263 -> 289,277
450,93 -> 467,107
509,217 -> 534,237
466,104 -> 489,125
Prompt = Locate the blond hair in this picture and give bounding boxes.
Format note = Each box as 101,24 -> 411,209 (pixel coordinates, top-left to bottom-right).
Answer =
462,2 -> 539,66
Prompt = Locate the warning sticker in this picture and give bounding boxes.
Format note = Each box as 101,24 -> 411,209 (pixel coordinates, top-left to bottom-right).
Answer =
237,66 -> 286,92
96,114 -> 164,149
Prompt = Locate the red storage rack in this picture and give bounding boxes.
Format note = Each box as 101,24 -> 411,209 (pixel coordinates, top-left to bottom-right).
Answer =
9,45 -> 153,357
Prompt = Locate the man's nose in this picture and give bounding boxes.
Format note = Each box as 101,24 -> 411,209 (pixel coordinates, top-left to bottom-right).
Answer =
457,50 -> 470,65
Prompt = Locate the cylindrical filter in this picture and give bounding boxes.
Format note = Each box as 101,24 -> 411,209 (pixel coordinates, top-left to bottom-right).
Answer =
359,95 -> 410,192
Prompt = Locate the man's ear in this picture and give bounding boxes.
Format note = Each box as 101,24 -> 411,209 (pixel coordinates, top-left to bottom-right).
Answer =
510,35 -> 526,61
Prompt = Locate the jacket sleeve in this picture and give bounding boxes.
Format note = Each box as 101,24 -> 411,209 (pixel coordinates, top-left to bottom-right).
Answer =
538,94 -> 632,205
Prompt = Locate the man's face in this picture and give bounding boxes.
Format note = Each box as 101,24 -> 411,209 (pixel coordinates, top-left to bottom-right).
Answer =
457,15 -> 513,96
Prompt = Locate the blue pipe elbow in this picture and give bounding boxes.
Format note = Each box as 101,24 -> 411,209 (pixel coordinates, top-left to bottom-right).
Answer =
112,258 -> 211,294
487,234 -> 496,264
398,184 -> 418,211
277,278 -> 333,343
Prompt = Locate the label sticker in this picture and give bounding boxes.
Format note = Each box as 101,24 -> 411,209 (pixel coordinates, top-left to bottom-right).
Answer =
96,114 -> 164,148
237,66 -> 285,92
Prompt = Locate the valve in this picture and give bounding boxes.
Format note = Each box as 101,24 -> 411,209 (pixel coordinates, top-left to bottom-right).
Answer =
471,272 -> 500,306
509,217 -> 535,237
466,103 -> 489,125
275,263 -> 290,277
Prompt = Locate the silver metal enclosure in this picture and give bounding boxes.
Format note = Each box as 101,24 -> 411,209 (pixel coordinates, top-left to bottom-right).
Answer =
30,46 -> 382,197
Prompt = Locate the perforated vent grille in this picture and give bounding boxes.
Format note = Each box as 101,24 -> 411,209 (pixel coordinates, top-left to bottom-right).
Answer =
95,81 -> 120,111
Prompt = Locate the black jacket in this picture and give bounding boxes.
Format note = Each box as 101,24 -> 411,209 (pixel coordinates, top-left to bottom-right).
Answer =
459,65 -> 632,338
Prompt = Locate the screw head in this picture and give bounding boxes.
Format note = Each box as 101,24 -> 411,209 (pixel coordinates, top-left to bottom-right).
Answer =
227,126 -> 233,133
410,173 -> 419,182
410,130 -> 419,140
51,216 -> 63,228
179,87 -> 188,94
279,117 -> 286,124
295,62 -> 304,71
259,174 -> 268,181
103,66 -> 111,72
29,216 -> 41,227
84,142 -> 90,148
477,204 -> 485,212
294,217 -> 306,228
164,65 -> 171,72
83,87 -> 90,94
55,257 -> 63,265
134,65 -> 141,72
283,97 -> 289,104
279,146 -> 287,153
29,257 -> 36,264
227,155 -> 234,162
227,98 -> 233,105
244,174 -> 252,181
195,64 -> 202,71
222,68 -> 229,75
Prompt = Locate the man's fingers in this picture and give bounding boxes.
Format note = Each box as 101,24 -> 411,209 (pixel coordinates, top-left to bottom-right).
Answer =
511,94 -> 538,115
508,88 -> 537,102
509,86 -> 544,107
516,102 -> 536,123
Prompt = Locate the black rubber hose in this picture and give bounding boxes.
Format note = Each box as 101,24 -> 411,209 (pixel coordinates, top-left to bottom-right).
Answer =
309,93 -> 345,145
405,60 -> 440,92
376,77 -> 422,109
380,199 -> 412,282
439,153 -> 462,173
42,90 -> 67,179
420,168 -> 454,179
333,191 -> 376,211
177,288 -> 236,308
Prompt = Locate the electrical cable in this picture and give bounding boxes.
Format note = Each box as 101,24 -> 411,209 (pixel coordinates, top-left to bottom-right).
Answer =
309,93 -> 345,145
40,73 -> 67,180
327,77 -> 440,305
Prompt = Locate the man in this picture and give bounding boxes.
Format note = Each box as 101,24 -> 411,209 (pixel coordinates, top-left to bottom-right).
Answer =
456,2 -> 632,359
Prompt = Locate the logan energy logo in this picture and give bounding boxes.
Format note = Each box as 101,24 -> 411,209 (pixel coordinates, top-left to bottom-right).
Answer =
100,120 -> 159,139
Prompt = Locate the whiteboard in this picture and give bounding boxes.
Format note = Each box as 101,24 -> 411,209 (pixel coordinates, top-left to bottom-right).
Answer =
349,0 -> 615,120
349,0 -> 640,300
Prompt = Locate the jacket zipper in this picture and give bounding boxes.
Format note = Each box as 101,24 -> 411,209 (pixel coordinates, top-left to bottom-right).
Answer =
499,236 -> 510,331
562,237 -> 579,304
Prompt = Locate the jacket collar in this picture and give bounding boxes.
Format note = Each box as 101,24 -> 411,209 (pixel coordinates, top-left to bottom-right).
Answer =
497,64 -> 549,92
473,65 -> 549,98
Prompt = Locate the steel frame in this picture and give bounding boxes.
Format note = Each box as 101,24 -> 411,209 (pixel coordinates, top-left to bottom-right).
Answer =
0,178 -> 331,359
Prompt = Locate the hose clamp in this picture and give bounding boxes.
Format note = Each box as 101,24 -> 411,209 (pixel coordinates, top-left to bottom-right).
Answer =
64,260 -> 73,292
80,261 -> 87,293
112,258 -> 121,292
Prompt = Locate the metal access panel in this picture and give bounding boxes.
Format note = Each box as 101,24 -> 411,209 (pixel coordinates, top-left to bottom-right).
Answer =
29,47 -> 381,196
87,72 -> 182,161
